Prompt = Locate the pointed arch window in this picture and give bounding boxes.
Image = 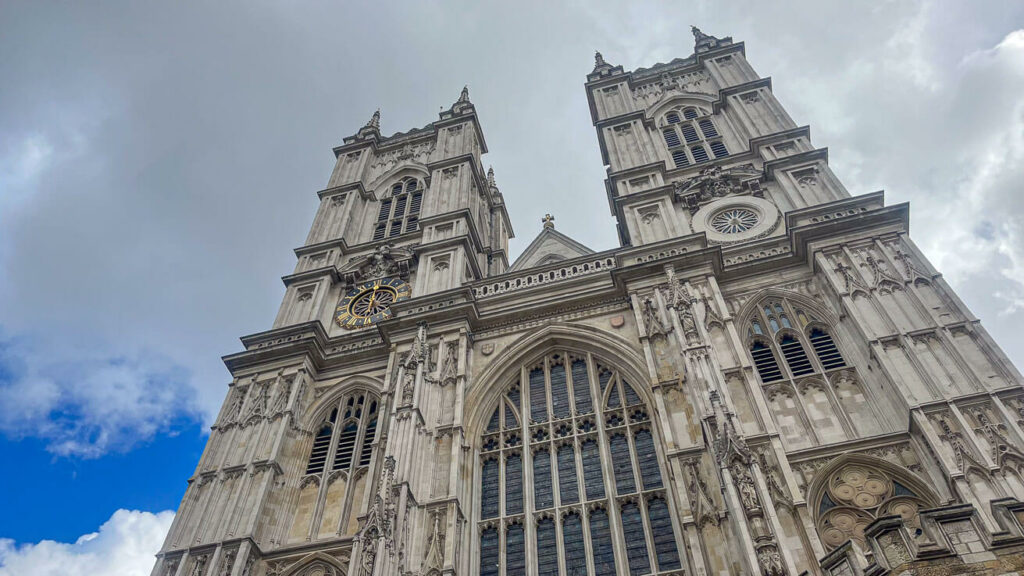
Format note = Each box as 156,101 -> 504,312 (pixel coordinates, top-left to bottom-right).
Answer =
748,299 -> 848,381
478,351 -> 683,575
661,107 -> 729,168
296,391 -> 382,539
373,177 -> 423,240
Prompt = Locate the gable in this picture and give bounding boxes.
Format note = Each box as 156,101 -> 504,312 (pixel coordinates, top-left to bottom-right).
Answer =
510,228 -> 594,271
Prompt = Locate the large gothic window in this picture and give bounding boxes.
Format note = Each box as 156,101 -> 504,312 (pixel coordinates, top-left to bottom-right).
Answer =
661,106 -> 728,169
372,178 -> 423,240
478,352 -> 683,575
290,391 -> 380,541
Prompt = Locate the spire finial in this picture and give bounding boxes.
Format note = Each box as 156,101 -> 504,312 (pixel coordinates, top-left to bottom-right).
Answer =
457,85 -> 470,104
487,166 -> 496,187
542,214 -> 555,229
365,109 -> 380,130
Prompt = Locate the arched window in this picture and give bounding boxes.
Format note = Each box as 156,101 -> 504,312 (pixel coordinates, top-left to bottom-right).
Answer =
295,391 -> 380,539
813,460 -> 934,552
372,177 -> 423,240
661,106 -> 729,169
478,352 -> 682,575
747,298 -> 847,382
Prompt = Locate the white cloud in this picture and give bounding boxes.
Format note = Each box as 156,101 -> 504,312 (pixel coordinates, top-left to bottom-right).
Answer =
0,335 -> 198,457
0,509 -> 173,576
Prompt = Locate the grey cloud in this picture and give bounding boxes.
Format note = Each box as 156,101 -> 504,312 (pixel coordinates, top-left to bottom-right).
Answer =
2,1 -> 1023,455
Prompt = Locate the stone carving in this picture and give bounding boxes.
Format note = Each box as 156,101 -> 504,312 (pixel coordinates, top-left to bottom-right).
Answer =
740,91 -> 761,104
270,374 -> 293,416
935,417 -> 987,473
423,509 -> 446,573
368,244 -> 397,279
631,70 -> 714,106
673,164 -> 761,214
218,548 -> 237,576
891,247 -> 930,283
684,460 -> 720,527
189,554 -> 209,576
370,140 -> 435,172
401,369 -> 416,404
440,341 -> 458,386
641,297 -> 669,339
832,259 -> 868,295
862,250 -> 903,292
223,386 -> 246,425
972,408 -> 1024,466
243,379 -> 269,424
357,456 -> 398,575
162,557 -> 180,576
732,463 -> 761,511
756,546 -> 784,576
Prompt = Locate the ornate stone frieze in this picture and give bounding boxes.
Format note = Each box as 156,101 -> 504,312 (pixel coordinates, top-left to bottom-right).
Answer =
632,70 -> 714,106
672,164 -> 761,214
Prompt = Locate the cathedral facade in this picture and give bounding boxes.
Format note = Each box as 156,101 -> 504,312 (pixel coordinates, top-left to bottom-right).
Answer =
153,29 -> 1024,576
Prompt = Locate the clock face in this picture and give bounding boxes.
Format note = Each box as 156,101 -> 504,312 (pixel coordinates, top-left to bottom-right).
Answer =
335,278 -> 412,329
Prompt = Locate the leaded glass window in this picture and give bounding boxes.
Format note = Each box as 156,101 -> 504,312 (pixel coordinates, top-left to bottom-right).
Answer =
478,351 -> 683,575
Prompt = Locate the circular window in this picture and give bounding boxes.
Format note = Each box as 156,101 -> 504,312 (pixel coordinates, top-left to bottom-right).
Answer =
691,197 -> 782,245
710,208 -> 760,234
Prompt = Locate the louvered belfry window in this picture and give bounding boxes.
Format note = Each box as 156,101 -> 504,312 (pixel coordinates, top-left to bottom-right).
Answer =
372,178 -> 423,240
478,351 -> 684,575
299,392 -> 380,534
747,298 -> 849,383
661,106 -> 729,168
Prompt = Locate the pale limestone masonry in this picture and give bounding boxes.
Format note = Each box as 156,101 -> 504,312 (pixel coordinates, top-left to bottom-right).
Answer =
153,28 -> 1024,576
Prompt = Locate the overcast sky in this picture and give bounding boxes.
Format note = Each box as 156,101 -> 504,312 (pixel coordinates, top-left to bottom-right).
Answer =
2,1 -> 1024,573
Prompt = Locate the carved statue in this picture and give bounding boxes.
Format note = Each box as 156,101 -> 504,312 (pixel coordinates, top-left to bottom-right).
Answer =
732,463 -> 760,511
757,547 -> 784,576
401,372 -> 415,405
218,549 -> 236,576
368,244 -> 396,279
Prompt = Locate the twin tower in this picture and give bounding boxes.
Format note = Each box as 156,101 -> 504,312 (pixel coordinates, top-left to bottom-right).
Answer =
153,29 -> 1024,576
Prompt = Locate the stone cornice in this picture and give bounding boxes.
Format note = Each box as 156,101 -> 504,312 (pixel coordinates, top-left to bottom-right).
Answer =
228,192 -> 907,368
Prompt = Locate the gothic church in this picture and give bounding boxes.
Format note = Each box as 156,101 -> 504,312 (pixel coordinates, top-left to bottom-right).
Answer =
153,28 -> 1024,576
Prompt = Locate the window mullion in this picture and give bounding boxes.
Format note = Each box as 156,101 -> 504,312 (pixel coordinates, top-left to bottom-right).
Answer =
636,496 -> 658,573
588,357 -> 629,576
309,399 -> 344,540
337,409 -> 370,534
519,364 -> 538,576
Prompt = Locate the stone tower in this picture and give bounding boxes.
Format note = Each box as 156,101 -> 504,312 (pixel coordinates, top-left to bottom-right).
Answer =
153,29 -> 1024,576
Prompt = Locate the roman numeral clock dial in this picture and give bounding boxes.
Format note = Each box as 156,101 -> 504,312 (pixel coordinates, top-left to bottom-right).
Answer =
334,278 -> 412,329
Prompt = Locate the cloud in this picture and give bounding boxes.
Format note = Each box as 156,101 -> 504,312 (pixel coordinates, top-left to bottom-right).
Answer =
0,509 -> 173,576
0,333 -> 197,457
1,1 -> 1023,461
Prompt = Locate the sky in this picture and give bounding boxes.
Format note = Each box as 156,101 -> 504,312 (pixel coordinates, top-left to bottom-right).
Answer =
1,0 -> 1023,573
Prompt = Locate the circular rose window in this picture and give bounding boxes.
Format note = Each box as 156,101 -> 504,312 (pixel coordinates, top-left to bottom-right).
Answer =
710,208 -> 759,234
691,197 -> 782,245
